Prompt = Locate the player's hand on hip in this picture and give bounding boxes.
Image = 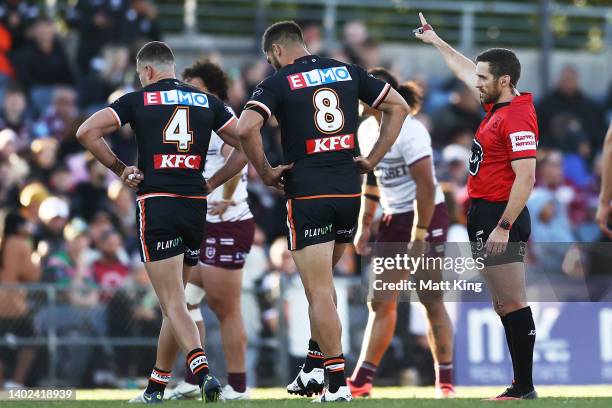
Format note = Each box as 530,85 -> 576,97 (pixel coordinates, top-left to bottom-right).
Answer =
209,199 -> 234,219
414,12 -> 438,44
596,200 -> 612,239
262,163 -> 293,191
485,226 -> 509,257
120,166 -> 144,189
354,155 -> 374,174
354,227 -> 372,256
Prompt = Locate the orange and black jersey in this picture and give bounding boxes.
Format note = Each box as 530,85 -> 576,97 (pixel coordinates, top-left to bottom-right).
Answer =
108,78 -> 235,197
244,55 -> 390,198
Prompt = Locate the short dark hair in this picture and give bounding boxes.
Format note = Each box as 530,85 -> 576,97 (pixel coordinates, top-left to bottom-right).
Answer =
397,81 -> 423,114
262,21 -> 304,52
136,41 -> 174,67
182,60 -> 230,101
367,67 -> 398,91
476,48 -> 521,88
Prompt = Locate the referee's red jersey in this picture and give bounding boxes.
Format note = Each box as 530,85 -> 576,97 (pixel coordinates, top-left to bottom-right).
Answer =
468,93 -> 538,202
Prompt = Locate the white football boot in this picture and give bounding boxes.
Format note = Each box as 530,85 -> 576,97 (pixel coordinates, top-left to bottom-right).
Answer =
313,386 -> 352,403
287,366 -> 325,397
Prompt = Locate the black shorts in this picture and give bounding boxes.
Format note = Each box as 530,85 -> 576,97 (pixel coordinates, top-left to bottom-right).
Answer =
136,194 -> 207,265
467,198 -> 530,266
286,195 -> 361,251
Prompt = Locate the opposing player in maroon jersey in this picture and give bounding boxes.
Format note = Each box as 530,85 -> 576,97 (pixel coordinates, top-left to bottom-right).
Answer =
416,13 -> 538,400
238,21 -> 409,402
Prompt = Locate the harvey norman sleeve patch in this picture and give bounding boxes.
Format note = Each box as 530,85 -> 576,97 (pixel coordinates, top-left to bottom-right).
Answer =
509,131 -> 537,152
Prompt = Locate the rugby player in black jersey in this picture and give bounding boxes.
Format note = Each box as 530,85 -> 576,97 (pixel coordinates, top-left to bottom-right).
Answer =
237,21 -> 409,402
76,41 -> 247,404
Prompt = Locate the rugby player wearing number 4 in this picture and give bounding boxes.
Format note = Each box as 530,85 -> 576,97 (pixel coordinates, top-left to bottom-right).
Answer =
77,41 -> 247,404
416,13 -> 538,400
238,21 -> 409,402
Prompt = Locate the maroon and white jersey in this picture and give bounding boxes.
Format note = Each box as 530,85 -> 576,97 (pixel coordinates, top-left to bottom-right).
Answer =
358,115 -> 444,214
203,130 -> 252,223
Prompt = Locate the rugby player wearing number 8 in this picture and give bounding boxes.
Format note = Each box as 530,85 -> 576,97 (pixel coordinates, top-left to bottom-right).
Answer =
238,21 -> 409,402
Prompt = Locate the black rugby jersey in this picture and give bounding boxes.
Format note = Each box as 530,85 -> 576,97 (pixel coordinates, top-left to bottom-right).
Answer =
245,55 -> 390,198
108,78 -> 235,197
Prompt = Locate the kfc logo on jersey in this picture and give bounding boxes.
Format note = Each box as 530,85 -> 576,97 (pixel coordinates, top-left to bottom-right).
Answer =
306,134 -> 354,154
287,66 -> 352,90
154,154 -> 202,169
144,90 -> 210,108
509,131 -> 537,152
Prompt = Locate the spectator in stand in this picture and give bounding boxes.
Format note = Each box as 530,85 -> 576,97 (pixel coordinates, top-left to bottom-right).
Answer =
537,65 -> 607,154
78,46 -> 131,113
0,0 -> 40,53
0,129 -> 29,206
37,196 -> 70,259
106,180 -> 137,252
0,24 -> 14,89
342,20 -> 369,64
18,182 -> 49,224
0,84 -> 32,151
302,22 -> 325,56
33,87 -> 81,154
27,138 -> 59,185
72,155 -> 111,221
0,211 -> 41,389
11,17 -> 75,91
92,228 -> 129,295
67,0 -> 127,74
120,0 -> 161,45
430,80 -> 482,148
534,150 -> 580,227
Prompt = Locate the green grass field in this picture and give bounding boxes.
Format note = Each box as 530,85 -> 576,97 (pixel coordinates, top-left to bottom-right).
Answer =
3,386 -> 612,407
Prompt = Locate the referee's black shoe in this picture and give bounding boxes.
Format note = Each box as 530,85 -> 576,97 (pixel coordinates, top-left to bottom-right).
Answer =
485,385 -> 538,400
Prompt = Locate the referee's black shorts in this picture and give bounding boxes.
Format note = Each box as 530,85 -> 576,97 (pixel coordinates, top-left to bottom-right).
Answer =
467,198 -> 530,266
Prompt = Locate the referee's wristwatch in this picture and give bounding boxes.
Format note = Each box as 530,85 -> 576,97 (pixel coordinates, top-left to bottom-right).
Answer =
498,219 -> 512,231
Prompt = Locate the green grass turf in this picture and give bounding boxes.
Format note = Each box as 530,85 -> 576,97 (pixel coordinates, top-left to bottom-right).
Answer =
2,386 -> 612,407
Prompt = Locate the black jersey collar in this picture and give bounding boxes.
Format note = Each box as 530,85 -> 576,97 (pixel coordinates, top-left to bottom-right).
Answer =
292,54 -> 317,65
489,101 -> 511,115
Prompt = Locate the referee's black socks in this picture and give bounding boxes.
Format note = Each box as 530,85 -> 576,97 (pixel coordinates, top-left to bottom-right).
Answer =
502,306 -> 536,391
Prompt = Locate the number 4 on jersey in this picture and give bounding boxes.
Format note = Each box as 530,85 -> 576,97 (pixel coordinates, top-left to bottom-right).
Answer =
164,107 -> 193,151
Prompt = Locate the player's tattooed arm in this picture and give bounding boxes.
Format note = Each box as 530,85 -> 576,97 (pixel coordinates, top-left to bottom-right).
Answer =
76,108 -> 143,188
414,12 -> 479,101
359,87 -> 409,172
237,109 -> 292,190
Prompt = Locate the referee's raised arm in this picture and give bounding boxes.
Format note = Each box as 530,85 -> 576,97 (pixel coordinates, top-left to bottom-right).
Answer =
413,12 -> 480,101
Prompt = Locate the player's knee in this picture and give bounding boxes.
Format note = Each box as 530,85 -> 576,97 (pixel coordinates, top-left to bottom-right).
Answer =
185,282 -> 205,307
420,296 -> 444,314
494,301 -> 526,317
306,288 -> 335,311
207,294 -> 239,319
370,300 -> 396,315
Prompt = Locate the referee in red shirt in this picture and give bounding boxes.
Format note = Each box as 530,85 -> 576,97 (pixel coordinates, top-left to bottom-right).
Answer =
416,13 -> 538,400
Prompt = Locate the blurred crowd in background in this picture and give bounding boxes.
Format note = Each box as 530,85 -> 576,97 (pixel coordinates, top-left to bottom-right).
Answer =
0,0 -> 611,390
